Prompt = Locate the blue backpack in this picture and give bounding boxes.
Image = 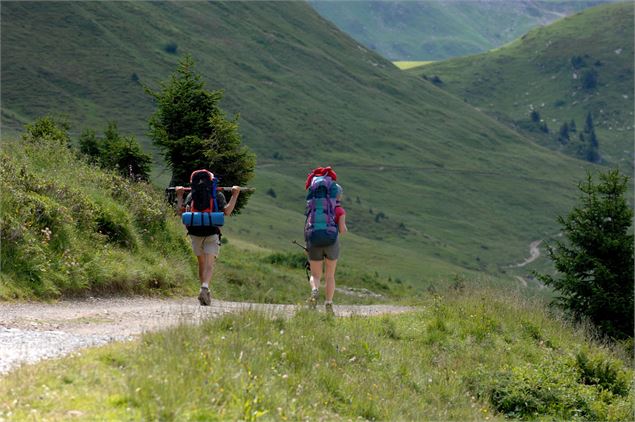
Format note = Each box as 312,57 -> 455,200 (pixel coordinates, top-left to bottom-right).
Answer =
304,175 -> 339,247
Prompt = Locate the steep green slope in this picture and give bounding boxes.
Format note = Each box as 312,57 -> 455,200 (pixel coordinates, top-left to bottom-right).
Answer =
1,1 -> 596,286
309,0 -> 612,60
410,2 -> 634,170
0,136 -> 194,299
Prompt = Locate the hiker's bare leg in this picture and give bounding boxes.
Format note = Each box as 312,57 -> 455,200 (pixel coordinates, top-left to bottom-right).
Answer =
324,258 -> 337,302
309,260 -> 323,290
197,254 -> 216,286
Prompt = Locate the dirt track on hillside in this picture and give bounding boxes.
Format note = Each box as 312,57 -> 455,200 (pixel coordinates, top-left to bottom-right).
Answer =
0,297 -> 413,374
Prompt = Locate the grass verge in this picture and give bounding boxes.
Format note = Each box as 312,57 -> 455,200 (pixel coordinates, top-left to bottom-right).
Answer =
1,288 -> 631,421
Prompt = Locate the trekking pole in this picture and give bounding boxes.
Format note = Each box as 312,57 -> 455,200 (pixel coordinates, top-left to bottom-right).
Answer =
165,187 -> 256,193
165,186 -> 255,205
291,240 -> 308,252
291,240 -> 311,282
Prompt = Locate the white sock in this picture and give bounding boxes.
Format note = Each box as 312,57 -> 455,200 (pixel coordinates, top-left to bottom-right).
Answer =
325,300 -> 333,305
312,288 -> 318,293
201,283 -> 209,289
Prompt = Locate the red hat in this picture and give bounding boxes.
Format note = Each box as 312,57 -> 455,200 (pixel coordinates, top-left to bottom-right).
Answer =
305,166 -> 337,189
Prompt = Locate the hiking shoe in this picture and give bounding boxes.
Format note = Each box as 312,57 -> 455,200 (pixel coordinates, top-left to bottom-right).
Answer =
307,289 -> 319,309
325,303 -> 334,316
198,287 -> 211,306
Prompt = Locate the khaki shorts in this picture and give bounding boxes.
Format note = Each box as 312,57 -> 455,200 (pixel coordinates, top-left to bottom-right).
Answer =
189,234 -> 221,257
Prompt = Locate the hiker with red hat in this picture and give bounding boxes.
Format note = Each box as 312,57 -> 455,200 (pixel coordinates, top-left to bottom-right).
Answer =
175,169 -> 241,306
304,166 -> 348,315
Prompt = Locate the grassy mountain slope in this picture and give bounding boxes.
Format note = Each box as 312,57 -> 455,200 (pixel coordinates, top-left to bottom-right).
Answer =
1,1 -> 598,286
2,291 -> 633,420
309,0 -> 612,60
410,2 -> 634,170
1,136 -> 411,302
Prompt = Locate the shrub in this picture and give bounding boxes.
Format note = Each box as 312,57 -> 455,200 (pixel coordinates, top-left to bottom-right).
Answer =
163,42 -> 178,54
22,116 -> 70,147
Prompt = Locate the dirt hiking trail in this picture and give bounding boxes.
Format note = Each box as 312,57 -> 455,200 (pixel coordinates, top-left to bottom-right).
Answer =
0,297 -> 413,375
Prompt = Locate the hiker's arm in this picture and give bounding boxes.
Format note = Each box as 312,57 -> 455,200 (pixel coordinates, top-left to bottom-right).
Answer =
175,187 -> 186,216
223,186 -> 241,216
338,215 -> 348,235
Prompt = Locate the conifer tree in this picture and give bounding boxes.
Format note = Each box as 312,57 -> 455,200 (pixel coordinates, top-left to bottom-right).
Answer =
537,169 -> 633,339
146,55 -> 255,212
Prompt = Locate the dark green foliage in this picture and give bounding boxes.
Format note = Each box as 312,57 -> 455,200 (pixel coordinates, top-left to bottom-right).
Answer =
584,111 -> 594,134
22,116 -> 71,147
558,121 -> 570,144
536,169 -> 634,339
579,112 -> 601,163
569,119 -> 577,132
575,350 -> 629,396
78,129 -> 100,162
580,68 -> 598,90
163,42 -> 178,55
570,55 -> 587,69
430,75 -> 443,85
484,353 -> 630,420
79,122 -> 152,181
146,55 -> 255,212
530,110 -> 540,123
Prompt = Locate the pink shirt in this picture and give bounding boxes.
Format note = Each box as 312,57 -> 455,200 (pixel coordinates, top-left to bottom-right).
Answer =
335,206 -> 346,224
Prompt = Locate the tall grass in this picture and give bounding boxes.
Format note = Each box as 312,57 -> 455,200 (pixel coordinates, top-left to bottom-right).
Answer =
2,288 -> 632,420
0,137 -> 194,299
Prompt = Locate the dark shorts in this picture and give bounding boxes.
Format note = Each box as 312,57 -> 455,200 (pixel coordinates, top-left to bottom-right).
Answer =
307,237 -> 340,261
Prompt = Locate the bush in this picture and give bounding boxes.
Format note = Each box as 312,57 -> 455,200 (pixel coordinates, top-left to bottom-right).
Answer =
484,354 -> 631,420
581,68 -> 598,90
22,116 -> 71,147
163,42 -> 178,54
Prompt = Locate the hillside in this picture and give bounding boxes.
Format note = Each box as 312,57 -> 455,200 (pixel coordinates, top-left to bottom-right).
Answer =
410,2 -> 634,171
309,0 -> 612,60
0,1 -> 597,286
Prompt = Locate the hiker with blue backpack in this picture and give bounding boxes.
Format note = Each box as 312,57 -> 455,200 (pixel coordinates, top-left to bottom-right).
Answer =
304,167 -> 348,314
175,169 -> 240,306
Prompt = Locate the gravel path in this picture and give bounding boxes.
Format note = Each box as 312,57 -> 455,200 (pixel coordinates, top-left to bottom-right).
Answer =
0,297 -> 413,375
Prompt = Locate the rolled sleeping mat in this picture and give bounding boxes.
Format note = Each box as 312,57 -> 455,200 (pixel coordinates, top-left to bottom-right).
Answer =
181,212 -> 225,227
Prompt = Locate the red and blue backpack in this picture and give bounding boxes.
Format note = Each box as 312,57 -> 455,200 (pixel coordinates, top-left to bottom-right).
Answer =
304,172 -> 339,247
182,169 -> 224,236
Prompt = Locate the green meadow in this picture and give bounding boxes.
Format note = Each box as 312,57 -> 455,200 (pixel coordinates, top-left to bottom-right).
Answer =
2,289 -> 632,421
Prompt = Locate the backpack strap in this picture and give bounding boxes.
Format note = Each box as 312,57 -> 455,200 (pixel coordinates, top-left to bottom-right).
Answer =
212,177 -> 218,212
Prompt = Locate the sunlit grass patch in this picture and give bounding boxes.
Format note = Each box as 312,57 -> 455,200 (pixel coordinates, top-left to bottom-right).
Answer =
393,61 -> 434,70
2,289 -> 631,421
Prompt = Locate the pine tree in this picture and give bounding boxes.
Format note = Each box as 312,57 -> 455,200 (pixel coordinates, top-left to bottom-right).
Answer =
584,111 -> 594,134
536,170 -> 633,339
558,122 -> 570,144
569,119 -> 577,133
146,55 -> 255,212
